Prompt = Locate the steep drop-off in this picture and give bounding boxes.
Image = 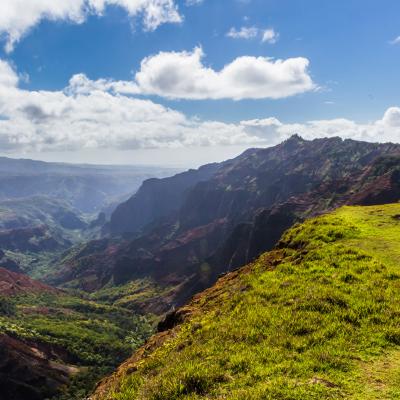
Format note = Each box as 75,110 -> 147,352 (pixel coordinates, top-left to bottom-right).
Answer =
110,163 -> 219,235
92,203 -> 400,400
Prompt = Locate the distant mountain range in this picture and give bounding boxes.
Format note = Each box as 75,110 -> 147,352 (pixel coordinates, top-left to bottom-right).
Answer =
51,135 -> 400,312
0,156 -> 180,213
0,157 -> 179,277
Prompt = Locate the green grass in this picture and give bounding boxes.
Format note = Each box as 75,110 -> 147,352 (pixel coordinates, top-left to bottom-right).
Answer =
90,278 -> 172,314
100,204 -> 400,400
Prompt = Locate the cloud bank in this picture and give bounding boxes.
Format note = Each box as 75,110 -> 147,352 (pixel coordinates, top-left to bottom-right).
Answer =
0,58 -> 399,154
0,0 -> 182,52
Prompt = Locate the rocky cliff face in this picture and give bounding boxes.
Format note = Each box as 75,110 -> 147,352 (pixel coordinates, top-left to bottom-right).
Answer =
53,136 -> 400,312
109,163 -> 219,235
0,334 -> 76,400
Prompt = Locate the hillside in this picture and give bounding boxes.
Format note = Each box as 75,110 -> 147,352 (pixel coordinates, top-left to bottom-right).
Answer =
52,136 -> 400,312
0,158 -> 179,278
0,269 -> 152,400
110,163 -> 219,235
0,267 -> 59,296
0,196 -> 87,232
91,203 -> 400,399
0,196 -> 95,278
0,158 -> 183,399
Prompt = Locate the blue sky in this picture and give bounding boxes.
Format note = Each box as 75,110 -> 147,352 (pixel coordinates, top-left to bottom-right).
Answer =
0,0 -> 399,166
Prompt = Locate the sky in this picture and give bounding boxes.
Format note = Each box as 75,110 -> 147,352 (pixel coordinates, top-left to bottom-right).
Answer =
0,0 -> 399,167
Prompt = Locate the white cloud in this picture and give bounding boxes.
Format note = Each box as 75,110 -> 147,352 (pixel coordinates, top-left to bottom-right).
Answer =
0,0 -> 182,52
262,28 -> 279,44
239,111 -> 400,145
130,47 -> 316,100
0,58 -> 399,155
381,107 -> 400,127
226,26 -> 279,44
185,0 -> 204,5
56,46 -> 316,101
390,36 -> 400,45
0,60 -> 19,88
0,58 -> 257,152
226,26 -> 259,39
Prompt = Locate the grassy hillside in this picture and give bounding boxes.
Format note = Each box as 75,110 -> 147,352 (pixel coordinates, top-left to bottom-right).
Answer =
92,204 -> 400,400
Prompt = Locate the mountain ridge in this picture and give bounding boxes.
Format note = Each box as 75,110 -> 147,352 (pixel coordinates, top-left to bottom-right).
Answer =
0,156 -> 180,213
52,136 -> 400,313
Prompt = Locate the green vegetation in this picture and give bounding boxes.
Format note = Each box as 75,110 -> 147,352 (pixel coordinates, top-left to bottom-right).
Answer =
0,297 -> 16,316
103,204 -> 400,400
90,278 -> 172,313
0,291 -> 153,399
5,249 -> 66,279
0,195 -> 105,279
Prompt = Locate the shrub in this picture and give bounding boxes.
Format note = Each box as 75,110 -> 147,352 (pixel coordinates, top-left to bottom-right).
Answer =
0,297 -> 16,316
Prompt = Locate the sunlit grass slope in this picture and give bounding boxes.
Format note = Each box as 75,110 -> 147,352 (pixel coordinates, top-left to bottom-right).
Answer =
93,204 -> 400,400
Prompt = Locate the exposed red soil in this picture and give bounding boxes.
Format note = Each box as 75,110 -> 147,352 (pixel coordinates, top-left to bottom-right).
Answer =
0,267 -> 60,296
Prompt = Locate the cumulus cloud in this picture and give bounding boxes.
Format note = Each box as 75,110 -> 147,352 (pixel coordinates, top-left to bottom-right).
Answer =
262,28 -> 279,44
128,47 -> 316,100
381,107 -> 400,127
239,111 -> 400,145
65,47 -> 314,101
0,58 -> 399,154
0,0 -> 182,52
0,58 -> 257,152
